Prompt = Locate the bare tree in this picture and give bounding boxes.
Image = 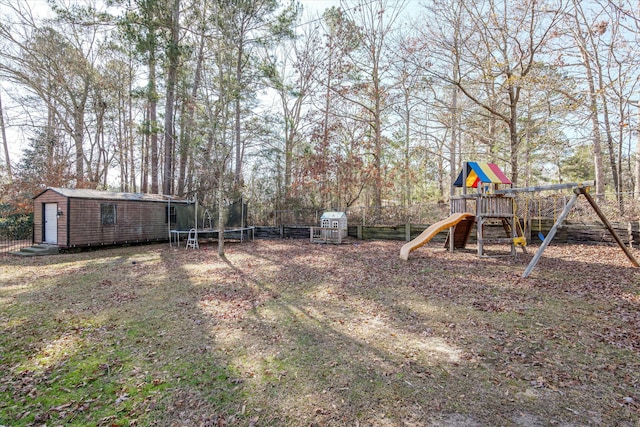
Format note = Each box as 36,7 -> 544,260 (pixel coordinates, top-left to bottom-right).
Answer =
262,11 -> 319,202
422,0 -> 567,185
328,0 -> 407,211
0,1 -> 111,187
214,0 -> 298,191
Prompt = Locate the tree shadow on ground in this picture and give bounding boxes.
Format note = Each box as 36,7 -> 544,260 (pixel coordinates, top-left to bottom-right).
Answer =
2,241 -> 639,426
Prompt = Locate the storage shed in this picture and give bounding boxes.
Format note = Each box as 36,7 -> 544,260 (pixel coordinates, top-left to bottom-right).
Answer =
310,211 -> 348,244
33,187 -> 194,248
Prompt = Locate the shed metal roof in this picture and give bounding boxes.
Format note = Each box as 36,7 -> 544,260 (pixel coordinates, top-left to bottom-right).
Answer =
36,187 -> 192,203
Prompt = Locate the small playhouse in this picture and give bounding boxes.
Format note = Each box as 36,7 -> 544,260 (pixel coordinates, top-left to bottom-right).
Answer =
310,211 -> 348,244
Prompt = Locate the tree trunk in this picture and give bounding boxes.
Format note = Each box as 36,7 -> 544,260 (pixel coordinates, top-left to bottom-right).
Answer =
141,107 -> 149,193
178,11 -> 206,196
100,113 -> 108,188
372,57 -> 382,215
149,53 -> 159,194
118,87 -> 128,192
594,46 -> 620,207
403,87 -> 410,208
234,43 -> 244,187
162,0 -> 180,196
572,1 -> 605,199
508,85 -> 520,186
321,37 -> 333,209
217,182 -> 226,256
582,52 -> 605,199
449,36 -> 460,198
0,92 -> 12,183
284,123 -> 293,199
602,97 -> 621,208
128,59 -> 136,193
73,105 -> 85,187
94,98 -> 106,187
635,102 -> 640,200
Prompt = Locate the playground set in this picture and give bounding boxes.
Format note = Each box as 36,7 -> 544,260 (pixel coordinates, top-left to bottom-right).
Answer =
400,161 -> 639,278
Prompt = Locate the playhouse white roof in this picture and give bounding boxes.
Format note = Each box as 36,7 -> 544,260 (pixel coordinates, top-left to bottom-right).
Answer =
321,211 -> 347,219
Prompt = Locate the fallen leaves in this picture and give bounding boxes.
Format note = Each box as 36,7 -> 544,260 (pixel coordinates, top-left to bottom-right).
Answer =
2,240 -> 640,425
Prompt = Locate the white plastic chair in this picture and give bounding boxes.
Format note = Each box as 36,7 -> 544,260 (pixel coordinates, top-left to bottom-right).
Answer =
185,228 -> 199,249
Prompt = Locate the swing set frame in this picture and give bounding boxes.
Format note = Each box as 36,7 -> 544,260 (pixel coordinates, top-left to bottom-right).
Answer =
494,181 -> 639,278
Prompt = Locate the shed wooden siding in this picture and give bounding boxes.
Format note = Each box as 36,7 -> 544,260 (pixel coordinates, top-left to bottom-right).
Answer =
33,188 -> 194,248
67,198 -> 173,246
33,189 -> 68,245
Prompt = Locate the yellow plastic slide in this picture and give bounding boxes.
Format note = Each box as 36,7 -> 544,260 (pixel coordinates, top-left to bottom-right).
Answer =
399,213 -> 475,260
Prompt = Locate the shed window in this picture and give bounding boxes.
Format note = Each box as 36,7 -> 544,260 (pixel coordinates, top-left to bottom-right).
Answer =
101,204 -> 117,225
166,206 -> 176,224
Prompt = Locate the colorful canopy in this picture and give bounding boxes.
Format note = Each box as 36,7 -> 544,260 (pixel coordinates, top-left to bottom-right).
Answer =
453,162 -> 512,188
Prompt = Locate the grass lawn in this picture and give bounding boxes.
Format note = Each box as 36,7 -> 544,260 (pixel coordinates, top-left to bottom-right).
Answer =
1,239 -> 639,426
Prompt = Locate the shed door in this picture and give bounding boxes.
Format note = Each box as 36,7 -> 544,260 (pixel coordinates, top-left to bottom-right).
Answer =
43,203 -> 58,244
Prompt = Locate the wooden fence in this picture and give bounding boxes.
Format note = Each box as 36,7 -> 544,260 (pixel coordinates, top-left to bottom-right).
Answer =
253,219 -> 640,248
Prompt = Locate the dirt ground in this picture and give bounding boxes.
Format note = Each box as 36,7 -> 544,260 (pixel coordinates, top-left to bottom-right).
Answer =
1,239 -> 640,426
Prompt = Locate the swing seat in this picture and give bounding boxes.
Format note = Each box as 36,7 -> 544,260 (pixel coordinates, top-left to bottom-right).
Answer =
513,236 -> 527,247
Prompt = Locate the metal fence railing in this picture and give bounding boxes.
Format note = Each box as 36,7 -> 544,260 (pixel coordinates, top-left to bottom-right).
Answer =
0,211 -> 33,255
